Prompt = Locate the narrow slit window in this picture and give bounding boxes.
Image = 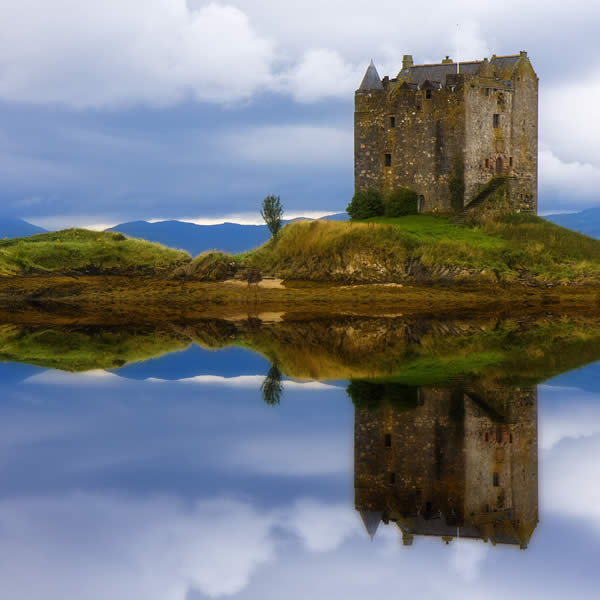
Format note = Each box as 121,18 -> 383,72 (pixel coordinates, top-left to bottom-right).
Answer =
425,89 -> 432,99
388,472 -> 396,484
426,501 -> 432,513
385,153 -> 392,167
496,428 -> 502,443
493,114 -> 500,128
485,432 -> 489,442
509,156 -> 513,167
484,158 -> 489,168
485,87 -> 491,96
510,433 -> 513,443
390,116 -> 396,128
384,433 -> 392,447
493,472 -> 500,487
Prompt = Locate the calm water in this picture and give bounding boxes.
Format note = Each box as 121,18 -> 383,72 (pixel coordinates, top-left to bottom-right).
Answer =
1,316 -> 600,599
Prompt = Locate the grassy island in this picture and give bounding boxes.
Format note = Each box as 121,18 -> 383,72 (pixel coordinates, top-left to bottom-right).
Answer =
1,214 -> 600,318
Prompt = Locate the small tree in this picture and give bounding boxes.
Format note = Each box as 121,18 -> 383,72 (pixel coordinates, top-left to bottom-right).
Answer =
384,188 -> 419,217
261,195 -> 284,237
346,188 -> 384,220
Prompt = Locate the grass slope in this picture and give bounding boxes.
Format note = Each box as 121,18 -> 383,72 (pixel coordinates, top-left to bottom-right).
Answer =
235,214 -> 600,283
0,229 -> 190,276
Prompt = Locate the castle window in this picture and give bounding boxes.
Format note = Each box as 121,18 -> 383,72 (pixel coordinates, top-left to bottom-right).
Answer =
484,158 -> 489,168
418,195 -> 425,213
493,114 -> 500,128
385,153 -> 392,167
426,501 -> 432,513
509,156 -> 514,167
426,89 -> 432,99
510,433 -> 513,443
496,157 -> 503,173
496,428 -> 502,443
388,472 -> 396,484
485,504 -> 490,513
493,472 -> 500,487
485,87 -> 491,96
390,116 -> 396,128
385,433 -> 392,447
485,432 -> 489,442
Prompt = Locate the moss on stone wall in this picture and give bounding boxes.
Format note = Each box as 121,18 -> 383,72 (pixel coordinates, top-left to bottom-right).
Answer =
449,158 -> 466,212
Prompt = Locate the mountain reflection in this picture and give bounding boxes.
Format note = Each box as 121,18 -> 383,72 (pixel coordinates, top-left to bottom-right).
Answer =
351,381 -> 538,549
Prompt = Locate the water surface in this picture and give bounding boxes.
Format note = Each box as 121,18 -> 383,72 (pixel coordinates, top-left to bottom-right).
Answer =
1,314 -> 599,599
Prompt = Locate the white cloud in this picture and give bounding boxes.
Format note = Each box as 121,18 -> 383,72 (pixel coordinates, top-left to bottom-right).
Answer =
24,370 -> 123,385
0,494 -> 278,599
228,434 -> 351,476
0,1 -> 275,107
539,149 -> 600,205
282,49 -> 364,103
449,539 -> 490,581
542,434 -> 600,532
223,125 -> 352,166
539,385 -> 600,450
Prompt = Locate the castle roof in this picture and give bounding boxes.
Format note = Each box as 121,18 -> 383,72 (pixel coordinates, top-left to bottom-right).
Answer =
394,54 -> 523,87
359,60 -> 383,90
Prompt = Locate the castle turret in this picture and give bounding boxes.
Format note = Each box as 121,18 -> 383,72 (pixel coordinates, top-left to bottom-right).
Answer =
359,60 -> 383,90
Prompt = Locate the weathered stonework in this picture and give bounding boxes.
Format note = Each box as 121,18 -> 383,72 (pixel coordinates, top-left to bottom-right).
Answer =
355,53 -> 538,214
354,383 -> 538,548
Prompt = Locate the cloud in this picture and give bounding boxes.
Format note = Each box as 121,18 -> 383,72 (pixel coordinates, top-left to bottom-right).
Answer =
223,125 -> 352,166
228,434 -> 351,476
282,49 -> 365,103
449,539 -> 490,581
0,494 -> 278,599
542,434 -> 600,532
539,150 -> 600,207
538,385 -> 600,450
0,1 -> 275,107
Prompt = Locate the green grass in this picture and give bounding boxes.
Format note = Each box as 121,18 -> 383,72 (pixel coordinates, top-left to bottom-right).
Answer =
0,324 -> 191,371
0,229 -> 190,276
239,214 -> 600,283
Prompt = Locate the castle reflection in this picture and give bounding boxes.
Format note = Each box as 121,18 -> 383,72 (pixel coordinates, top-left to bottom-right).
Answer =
350,381 -> 538,549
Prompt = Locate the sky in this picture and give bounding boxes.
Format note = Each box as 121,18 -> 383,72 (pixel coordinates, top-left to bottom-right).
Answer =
1,0 -> 600,229
0,346 -> 600,599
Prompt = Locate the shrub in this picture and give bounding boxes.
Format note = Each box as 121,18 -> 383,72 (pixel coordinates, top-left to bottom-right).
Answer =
384,188 -> 419,216
346,188 -> 384,220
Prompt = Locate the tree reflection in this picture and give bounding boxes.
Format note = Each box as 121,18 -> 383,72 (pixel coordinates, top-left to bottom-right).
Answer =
261,363 -> 283,406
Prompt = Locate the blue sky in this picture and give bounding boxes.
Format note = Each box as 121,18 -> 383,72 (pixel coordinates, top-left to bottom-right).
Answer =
1,0 -> 600,228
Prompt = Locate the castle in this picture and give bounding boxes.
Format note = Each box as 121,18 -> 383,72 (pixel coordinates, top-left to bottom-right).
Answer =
353,382 -> 538,548
354,53 -> 538,214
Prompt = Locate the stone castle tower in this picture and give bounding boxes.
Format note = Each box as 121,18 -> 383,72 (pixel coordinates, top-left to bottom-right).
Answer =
353,383 -> 538,548
354,53 -> 538,214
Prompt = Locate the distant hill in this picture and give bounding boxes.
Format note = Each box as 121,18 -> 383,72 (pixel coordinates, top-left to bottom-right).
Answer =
544,207 -> 600,239
108,214 -> 348,256
108,220 -> 271,256
0,218 -> 46,239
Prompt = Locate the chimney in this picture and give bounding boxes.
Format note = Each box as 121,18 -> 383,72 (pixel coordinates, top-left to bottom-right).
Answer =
402,55 -> 413,69
442,56 -> 453,64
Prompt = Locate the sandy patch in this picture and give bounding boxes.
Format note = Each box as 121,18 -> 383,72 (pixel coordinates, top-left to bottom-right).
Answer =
223,278 -> 286,289
224,312 -> 285,323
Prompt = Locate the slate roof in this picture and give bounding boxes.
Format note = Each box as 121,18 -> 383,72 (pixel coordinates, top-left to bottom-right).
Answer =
394,55 -> 523,88
397,61 -> 481,86
359,60 -> 383,90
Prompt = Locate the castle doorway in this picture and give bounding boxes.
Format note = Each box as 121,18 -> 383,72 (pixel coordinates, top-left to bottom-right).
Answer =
496,157 -> 503,174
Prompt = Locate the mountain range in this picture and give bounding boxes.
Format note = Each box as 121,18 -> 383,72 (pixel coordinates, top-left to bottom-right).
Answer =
108,213 -> 348,256
0,218 -> 46,239
544,207 -> 600,239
